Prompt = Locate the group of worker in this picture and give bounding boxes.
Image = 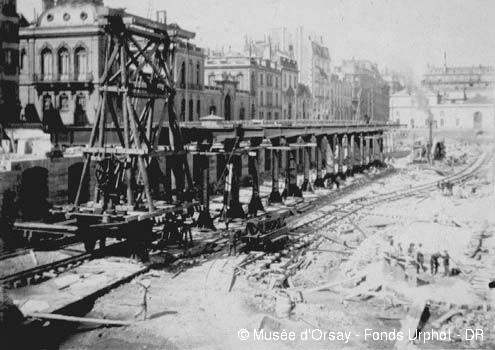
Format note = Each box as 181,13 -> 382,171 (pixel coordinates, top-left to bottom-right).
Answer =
437,180 -> 454,196
410,243 -> 450,276
393,241 -> 452,276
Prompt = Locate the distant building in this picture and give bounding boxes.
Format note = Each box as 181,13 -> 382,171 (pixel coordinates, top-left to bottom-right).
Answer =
295,83 -> 311,120
19,0 -> 248,127
391,64 -> 495,130
330,74 -> 353,121
391,85 -> 495,130
337,59 -> 390,123
205,50 -> 281,121
421,64 -> 495,96
0,0 -> 20,125
274,52 -> 297,120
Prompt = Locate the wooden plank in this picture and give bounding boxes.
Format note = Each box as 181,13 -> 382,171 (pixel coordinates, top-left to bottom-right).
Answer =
14,222 -> 78,233
26,312 -> 133,326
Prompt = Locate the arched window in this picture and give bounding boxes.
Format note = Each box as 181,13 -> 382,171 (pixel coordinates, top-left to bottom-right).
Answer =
41,47 -> 53,80
288,103 -> 292,119
74,46 -> 87,81
224,94 -> 231,121
196,62 -> 201,85
59,93 -> 69,110
180,98 -> 186,119
239,105 -> 245,120
58,47 -> 70,80
20,48 -> 27,72
196,100 -> 201,118
208,74 -> 215,87
188,60 -> 193,84
209,105 -> 216,115
189,99 -> 194,121
180,61 -> 186,87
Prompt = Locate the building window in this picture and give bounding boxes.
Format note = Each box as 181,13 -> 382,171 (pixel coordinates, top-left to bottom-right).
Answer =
209,105 -> 216,115
288,103 -> 292,119
260,73 -> 263,86
268,112 -> 271,120
180,98 -> 186,119
188,60 -> 193,84
59,93 -> 70,110
251,103 -> 255,119
20,48 -> 27,71
440,118 -> 444,127
74,46 -> 87,81
250,72 -> 255,92
224,94 -> 231,121
58,47 -> 69,80
196,62 -> 201,85
260,91 -> 263,106
41,47 -> 53,80
240,105 -> 245,120
196,100 -> 201,118
75,93 -> 87,125
208,74 -> 215,87
180,61 -> 186,87
189,99 -> 194,121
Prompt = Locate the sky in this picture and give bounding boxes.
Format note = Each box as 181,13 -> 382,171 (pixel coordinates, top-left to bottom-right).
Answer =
18,0 -> 495,80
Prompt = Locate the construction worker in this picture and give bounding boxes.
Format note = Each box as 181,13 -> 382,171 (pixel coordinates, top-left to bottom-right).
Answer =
430,252 -> 441,275
442,251 -> 450,276
416,244 -> 426,273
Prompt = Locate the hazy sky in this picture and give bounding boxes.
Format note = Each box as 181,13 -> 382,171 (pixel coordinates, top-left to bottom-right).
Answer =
18,0 -> 495,79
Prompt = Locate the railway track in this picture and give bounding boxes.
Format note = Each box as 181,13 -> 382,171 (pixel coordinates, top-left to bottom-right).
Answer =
0,240 -> 128,289
2,147 -> 491,290
235,146 -> 493,277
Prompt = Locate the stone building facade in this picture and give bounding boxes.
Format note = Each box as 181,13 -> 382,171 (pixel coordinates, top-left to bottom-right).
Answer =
19,0 -> 103,127
205,54 -> 281,121
337,59 -> 390,123
330,74 -> 352,121
0,0 -> 20,125
19,0 -> 249,126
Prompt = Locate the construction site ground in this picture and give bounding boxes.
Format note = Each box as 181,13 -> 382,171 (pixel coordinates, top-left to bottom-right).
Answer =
46,132 -> 495,350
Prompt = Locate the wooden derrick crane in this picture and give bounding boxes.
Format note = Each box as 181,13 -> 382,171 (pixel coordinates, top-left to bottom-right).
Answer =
74,8 -> 194,213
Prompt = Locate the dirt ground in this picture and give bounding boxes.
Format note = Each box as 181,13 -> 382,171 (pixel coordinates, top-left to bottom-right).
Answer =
57,133 -> 495,350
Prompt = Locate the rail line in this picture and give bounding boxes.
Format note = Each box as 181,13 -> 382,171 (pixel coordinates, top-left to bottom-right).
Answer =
2,147 -> 491,290
236,146 -> 493,274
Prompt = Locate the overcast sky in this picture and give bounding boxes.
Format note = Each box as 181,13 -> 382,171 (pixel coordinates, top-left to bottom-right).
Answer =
18,0 -> 495,79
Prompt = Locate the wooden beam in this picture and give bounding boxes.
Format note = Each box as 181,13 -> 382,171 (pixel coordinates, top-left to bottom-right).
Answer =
26,312 -> 133,326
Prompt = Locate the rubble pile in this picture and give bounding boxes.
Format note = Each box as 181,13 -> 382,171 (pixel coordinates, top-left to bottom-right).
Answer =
439,311 -> 495,346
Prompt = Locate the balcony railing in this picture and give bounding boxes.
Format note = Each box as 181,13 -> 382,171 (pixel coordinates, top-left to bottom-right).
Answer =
33,72 -> 94,83
179,119 -> 395,128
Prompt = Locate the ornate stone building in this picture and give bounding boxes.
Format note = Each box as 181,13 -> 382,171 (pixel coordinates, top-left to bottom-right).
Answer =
205,53 -> 280,121
19,0 -> 247,127
0,0 -> 20,125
